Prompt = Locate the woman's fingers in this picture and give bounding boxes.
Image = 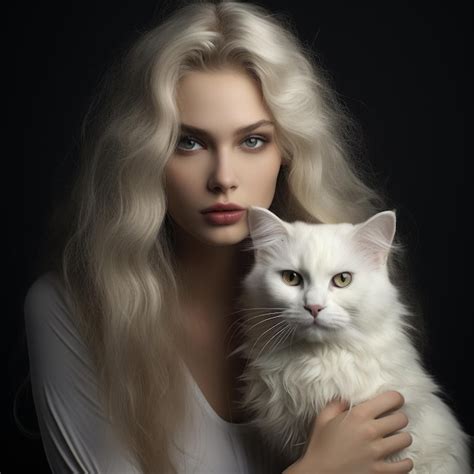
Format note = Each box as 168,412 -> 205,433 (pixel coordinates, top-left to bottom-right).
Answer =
306,399 -> 349,453
374,411 -> 409,438
291,393 -> 414,474
375,431 -> 413,459
314,399 -> 349,429
356,391 -> 405,419
373,457 -> 414,473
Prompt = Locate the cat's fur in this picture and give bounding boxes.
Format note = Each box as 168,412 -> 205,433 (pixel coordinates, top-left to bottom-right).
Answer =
234,206 -> 470,473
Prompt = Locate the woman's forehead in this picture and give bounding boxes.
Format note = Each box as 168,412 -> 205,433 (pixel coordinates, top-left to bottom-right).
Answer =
175,68 -> 269,123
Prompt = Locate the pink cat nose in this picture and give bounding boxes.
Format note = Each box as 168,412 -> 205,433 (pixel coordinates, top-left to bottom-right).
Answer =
304,304 -> 325,318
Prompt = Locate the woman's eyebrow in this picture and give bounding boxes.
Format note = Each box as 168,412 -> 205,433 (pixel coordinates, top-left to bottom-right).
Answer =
179,119 -> 274,138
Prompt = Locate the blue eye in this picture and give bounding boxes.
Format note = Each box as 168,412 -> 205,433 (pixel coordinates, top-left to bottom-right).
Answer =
176,134 -> 268,153
176,136 -> 204,151
242,136 -> 266,149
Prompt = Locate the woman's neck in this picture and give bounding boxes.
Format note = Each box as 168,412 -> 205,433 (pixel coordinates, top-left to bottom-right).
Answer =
171,228 -> 253,420
173,232 -> 252,314
172,228 -> 253,358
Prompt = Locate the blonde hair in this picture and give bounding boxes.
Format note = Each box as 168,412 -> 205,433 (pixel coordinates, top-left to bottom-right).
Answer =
47,1 -> 389,472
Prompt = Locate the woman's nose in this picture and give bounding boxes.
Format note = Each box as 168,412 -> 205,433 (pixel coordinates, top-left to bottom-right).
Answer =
207,149 -> 239,193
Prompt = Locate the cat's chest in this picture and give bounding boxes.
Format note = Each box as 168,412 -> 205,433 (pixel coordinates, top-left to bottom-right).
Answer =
309,350 -> 384,397
249,347 -> 389,411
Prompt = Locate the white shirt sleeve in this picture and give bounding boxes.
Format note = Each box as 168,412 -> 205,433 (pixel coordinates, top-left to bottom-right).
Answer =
23,272 -> 141,474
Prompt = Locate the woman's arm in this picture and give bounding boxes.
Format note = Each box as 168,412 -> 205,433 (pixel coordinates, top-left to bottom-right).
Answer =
23,273 -> 140,474
282,391 -> 413,474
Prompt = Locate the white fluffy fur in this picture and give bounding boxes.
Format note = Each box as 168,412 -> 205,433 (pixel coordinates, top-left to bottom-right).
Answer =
236,206 -> 471,472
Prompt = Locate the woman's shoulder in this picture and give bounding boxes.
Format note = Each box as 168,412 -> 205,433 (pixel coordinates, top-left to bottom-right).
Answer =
24,270 -> 67,304
24,271 -> 70,306
23,270 -> 97,401
23,273 -> 142,473
23,271 -> 76,333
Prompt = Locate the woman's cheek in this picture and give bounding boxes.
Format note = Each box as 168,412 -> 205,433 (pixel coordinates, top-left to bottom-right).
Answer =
251,161 -> 281,202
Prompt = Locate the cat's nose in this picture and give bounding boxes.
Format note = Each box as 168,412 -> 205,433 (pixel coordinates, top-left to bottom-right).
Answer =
304,304 -> 325,319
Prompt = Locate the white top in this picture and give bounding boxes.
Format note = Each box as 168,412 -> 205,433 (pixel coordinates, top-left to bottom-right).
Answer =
24,272 -> 282,474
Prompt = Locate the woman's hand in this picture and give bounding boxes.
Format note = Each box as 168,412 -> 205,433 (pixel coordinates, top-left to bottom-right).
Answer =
282,391 -> 414,474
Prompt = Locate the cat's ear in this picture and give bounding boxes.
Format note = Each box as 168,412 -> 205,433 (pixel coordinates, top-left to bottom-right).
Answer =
352,210 -> 396,267
246,206 -> 290,252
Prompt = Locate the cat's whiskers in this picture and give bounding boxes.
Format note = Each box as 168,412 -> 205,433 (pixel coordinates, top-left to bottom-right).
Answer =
224,311 -> 283,339
224,312 -> 284,356
269,313 -> 301,353
252,321 -> 291,362
243,320 -> 288,372
226,306 -> 288,317
288,325 -> 298,351
243,313 -> 285,332
266,326 -> 291,356
271,324 -> 294,353
238,309 -> 302,345
223,307 -> 288,343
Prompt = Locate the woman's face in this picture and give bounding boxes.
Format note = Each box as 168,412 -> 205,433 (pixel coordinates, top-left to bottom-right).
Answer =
165,68 -> 283,248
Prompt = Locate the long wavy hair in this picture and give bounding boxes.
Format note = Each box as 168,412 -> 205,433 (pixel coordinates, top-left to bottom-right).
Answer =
36,1 -> 405,472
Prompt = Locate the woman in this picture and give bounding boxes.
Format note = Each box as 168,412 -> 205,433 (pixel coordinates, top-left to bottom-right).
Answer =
24,1 -> 414,472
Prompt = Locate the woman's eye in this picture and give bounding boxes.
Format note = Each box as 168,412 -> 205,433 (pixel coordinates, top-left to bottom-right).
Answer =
332,272 -> 353,288
176,136 -> 204,152
242,136 -> 267,150
281,270 -> 303,286
176,135 -> 267,152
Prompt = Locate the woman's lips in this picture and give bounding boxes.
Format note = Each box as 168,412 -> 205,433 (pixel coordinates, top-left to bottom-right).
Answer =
202,210 -> 246,225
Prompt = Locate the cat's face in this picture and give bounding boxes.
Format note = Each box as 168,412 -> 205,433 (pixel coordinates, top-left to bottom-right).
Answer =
240,207 -> 397,349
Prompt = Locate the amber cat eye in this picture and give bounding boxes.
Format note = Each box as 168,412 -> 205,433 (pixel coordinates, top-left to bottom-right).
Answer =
281,270 -> 303,286
332,272 -> 352,288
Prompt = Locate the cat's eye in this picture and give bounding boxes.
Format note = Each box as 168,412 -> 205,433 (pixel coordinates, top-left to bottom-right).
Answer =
332,272 -> 352,288
281,270 -> 303,286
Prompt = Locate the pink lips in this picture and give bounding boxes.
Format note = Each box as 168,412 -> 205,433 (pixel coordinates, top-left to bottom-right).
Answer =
201,203 -> 246,226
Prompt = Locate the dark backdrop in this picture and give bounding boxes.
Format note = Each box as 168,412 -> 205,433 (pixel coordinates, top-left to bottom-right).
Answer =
8,0 -> 472,471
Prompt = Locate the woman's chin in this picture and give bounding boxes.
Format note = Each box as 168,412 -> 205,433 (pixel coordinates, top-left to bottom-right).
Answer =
196,223 -> 250,247
199,231 -> 249,247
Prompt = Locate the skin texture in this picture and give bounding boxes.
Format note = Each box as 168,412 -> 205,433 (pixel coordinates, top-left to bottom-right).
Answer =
165,67 -> 283,250
164,68 -> 413,471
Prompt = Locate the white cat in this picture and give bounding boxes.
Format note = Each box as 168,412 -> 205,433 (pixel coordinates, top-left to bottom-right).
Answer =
234,206 -> 471,473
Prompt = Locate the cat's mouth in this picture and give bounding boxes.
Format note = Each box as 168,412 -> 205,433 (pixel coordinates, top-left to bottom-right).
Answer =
300,317 -> 332,331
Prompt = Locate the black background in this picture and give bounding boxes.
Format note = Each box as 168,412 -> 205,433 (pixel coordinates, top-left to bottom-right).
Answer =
7,0 -> 472,471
